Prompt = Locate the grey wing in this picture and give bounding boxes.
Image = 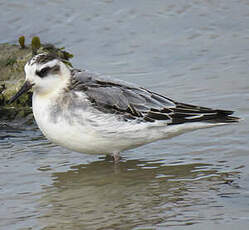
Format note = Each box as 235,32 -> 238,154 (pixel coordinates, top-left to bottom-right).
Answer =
70,70 -> 239,124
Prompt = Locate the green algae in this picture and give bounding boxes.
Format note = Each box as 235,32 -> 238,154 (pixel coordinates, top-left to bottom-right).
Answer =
31,36 -> 41,55
18,36 -> 25,49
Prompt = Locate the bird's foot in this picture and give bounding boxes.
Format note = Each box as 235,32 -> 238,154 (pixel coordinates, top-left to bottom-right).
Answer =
111,152 -> 121,163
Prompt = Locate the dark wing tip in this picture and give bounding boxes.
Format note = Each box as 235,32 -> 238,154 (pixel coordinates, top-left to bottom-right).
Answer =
214,109 -> 240,122
216,109 -> 234,116
168,102 -> 240,125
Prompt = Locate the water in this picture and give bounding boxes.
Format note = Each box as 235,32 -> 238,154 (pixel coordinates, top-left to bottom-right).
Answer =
1,0 -> 249,229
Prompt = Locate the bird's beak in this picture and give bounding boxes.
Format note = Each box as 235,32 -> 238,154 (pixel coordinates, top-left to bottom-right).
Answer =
8,81 -> 34,104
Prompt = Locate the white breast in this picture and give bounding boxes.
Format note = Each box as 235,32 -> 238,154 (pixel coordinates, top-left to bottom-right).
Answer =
32,92 -> 107,154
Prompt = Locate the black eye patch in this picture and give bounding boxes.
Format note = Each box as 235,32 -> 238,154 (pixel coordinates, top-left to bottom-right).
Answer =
36,65 -> 60,78
36,67 -> 51,78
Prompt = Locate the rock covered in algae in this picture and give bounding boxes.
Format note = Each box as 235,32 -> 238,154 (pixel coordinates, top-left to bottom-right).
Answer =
0,36 -> 74,120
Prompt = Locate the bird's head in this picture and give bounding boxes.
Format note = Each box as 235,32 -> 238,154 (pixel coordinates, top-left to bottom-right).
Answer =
9,53 -> 71,103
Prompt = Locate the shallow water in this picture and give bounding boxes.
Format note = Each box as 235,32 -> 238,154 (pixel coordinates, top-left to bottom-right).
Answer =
1,0 -> 249,229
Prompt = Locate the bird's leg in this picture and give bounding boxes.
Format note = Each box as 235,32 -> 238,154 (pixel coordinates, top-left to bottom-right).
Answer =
111,152 -> 121,163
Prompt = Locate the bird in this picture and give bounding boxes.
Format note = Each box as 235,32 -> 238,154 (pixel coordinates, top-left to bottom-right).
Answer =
9,53 -> 239,161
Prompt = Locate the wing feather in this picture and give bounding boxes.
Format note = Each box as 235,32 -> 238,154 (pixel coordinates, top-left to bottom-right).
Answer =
69,70 -> 239,124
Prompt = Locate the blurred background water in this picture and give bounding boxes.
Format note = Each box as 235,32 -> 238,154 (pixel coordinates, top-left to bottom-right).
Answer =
0,0 -> 249,229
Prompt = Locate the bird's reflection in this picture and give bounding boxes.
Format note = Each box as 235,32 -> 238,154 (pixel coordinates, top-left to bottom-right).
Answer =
38,158 -> 237,229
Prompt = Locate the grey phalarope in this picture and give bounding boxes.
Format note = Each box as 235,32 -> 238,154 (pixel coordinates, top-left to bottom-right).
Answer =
9,53 -> 239,161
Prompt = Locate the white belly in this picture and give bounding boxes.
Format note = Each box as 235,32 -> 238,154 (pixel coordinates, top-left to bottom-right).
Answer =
33,95 -> 117,154
32,93 -> 160,154
32,94 -> 223,155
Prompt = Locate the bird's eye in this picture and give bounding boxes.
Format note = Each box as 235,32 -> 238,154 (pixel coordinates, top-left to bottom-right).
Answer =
36,67 -> 50,78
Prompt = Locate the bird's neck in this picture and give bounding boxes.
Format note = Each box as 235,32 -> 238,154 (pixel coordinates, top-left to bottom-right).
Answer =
34,77 -> 69,100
